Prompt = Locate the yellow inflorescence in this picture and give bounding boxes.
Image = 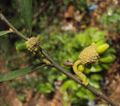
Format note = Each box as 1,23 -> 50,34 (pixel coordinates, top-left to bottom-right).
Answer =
73,60 -> 89,85
25,37 -> 39,53
79,43 -> 99,65
73,43 -> 100,86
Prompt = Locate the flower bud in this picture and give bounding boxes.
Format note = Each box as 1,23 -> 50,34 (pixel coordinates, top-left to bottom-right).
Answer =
96,43 -> 109,54
78,65 -> 85,72
25,37 -> 39,53
16,41 -> 27,52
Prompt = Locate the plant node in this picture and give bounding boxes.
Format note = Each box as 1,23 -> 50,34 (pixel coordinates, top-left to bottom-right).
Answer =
25,37 -> 40,53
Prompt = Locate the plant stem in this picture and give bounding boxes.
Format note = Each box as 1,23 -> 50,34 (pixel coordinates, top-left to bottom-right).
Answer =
41,48 -> 117,106
0,13 -> 28,40
0,13 -> 118,106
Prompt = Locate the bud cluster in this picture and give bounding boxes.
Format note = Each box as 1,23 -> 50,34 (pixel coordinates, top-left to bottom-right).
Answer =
25,37 -> 40,53
79,43 -> 99,65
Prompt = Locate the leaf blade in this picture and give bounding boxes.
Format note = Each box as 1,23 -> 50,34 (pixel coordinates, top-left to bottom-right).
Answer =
0,67 -> 32,82
0,30 -> 11,37
18,0 -> 32,35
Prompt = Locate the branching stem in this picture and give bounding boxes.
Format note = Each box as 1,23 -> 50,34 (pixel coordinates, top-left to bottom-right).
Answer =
41,48 -> 117,106
0,13 -> 118,106
0,13 -> 28,40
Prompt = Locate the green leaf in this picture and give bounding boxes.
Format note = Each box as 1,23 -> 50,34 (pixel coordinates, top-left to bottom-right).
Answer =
0,67 -> 32,82
18,0 -> 32,35
0,63 -> 43,82
0,30 -> 12,37
105,48 -> 116,54
101,64 -> 109,70
90,29 -> 106,42
86,89 -> 95,100
90,66 -> 102,72
60,80 -> 78,92
100,55 -> 116,63
37,83 -> 54,94
76,90 -> 87,99
84,65 -> 102,74
89,80 -> 100,89
75,27 -> 106,47
76,32 -> 91,47
90,74 -> 103,81
76,87 -> 95,100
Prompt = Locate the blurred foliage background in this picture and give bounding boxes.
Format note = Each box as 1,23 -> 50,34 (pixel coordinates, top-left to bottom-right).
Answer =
0,0 -> 120,106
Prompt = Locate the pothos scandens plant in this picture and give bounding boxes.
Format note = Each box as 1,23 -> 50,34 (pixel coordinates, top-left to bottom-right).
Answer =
15,27 -> 116,103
